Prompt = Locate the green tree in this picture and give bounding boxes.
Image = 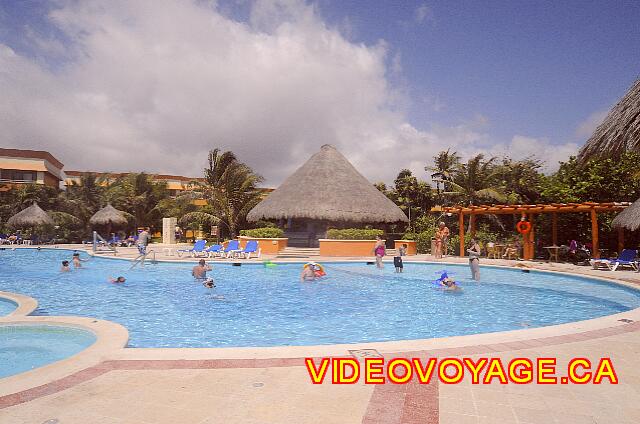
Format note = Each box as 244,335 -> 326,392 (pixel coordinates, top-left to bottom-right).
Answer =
104,173 -> 169,230
200,149 -> 264,238
541,154 -> 640,203
449,154 -> 506,205
494,157 -> 544,204
393,169 -> 434,229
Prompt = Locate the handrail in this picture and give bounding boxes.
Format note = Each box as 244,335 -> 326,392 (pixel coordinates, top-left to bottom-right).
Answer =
93,231 -> 117,255
130,249 -> 157,269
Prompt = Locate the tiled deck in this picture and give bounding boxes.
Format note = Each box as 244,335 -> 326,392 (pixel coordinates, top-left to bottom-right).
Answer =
2,245 -> 640,423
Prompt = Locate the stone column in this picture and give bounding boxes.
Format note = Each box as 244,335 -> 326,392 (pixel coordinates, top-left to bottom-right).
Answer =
162,217 -> 177,244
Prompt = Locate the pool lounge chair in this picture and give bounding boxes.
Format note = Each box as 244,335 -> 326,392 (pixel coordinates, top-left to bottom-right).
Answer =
590,249 -> 638,271
223,240 -> 241,258
206,244 -> 223,258
177,240 -> 207,257
238,240 -> 261,259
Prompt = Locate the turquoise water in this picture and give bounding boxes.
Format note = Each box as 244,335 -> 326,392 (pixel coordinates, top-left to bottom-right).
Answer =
0,325 -> 96,378
0,298 -> 17,316
0,249 -> 639,348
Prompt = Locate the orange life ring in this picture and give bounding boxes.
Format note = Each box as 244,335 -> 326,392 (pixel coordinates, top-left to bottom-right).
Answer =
516,221 -> 532,234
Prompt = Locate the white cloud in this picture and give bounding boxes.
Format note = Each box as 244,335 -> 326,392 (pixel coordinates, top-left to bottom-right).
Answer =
575,109 -> 609,139
488,135 -> 579,173
414,4 -> 432,24
1,0 -> 577,187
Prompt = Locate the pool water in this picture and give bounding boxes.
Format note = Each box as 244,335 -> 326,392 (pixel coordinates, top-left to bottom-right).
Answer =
0,298 -> 17,316
0,325 -> 96,378
1,249 -> 639,348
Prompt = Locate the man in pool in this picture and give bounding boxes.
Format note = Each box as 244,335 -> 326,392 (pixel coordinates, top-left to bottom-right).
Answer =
60,260 -> 71,272
192,259 -> 212,280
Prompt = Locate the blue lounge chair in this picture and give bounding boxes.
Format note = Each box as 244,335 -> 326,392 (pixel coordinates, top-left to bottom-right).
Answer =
206,244 -> 223,258
590,249 -> 638,271
223,240 -> 241,258
177,240 -> 207,257
238,240 -> 260,259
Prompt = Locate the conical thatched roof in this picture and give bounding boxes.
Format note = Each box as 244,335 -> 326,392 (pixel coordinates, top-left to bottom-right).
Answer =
612,198 -> 640,231
578,78 -> 640,163
7,203 -> 54,227
89,204 -> 128,226
247,145 -> 408,223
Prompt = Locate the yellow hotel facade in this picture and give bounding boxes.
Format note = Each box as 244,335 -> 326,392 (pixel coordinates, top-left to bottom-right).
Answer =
1,148 -> 272,200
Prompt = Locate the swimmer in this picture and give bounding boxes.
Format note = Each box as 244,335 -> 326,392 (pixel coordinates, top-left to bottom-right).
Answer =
72,252 -> 86,268
202,278 -> 216,288
61,260 -> 71,272
192,259 -> 212,280
109,276 -> 126,283
300,264 -> 317,282
440,277 -> 461,291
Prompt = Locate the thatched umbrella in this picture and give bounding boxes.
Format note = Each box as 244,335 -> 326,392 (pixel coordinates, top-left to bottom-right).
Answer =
90,204 -> 128,237
247,144 -> 408,223
612,198 -> 640,231
7,202 -> 54,228
578,78 -> 640,163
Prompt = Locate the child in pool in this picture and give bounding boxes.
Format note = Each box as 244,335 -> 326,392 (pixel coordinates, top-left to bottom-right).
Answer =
72,252 -> 86,268
440,277 -> 461,291
109,276 -> 126,283
61,260 -> 71,272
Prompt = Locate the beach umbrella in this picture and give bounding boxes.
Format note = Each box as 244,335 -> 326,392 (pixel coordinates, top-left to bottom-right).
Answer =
7,202 -> 54,228
90,204 -> 128,237
612,198 -> 640,232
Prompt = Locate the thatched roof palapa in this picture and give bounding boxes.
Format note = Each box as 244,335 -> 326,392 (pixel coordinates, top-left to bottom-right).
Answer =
612,197 -> 640,231
90,204 -> 128,226
247,144 -> 408,223
578,78 -> 640,162
7,203 -> 54,227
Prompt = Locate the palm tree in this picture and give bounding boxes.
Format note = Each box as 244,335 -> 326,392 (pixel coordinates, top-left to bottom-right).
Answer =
426,149 -> 460,181
449,154 -> 506,206
200,149 -> 264,239
105,173 -> 169,230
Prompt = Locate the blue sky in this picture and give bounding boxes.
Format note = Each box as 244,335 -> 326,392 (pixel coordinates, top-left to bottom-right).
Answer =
319,0 -> 640,143
1,0 -> 639,183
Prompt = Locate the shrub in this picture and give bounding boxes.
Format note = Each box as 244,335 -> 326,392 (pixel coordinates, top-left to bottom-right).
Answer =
239,227 -> 284,238
401,232 -> 416,240
415,228 -> 436,253
325,228 -> 384,240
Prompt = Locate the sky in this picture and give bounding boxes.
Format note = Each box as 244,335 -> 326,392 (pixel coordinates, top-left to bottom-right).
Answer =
1,0 -> 639,186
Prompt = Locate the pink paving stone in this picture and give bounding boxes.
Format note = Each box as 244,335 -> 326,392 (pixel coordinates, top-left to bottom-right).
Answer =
361,383 -> 408,424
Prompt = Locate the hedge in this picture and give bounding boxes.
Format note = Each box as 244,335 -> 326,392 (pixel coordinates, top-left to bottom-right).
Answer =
325,228 -> 384,240
239,227 -> 284,238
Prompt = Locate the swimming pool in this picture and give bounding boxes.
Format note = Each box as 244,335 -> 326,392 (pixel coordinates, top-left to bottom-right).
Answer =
1,249 -> 639,348
0,325 -> 96,378
0,297 -> 17,316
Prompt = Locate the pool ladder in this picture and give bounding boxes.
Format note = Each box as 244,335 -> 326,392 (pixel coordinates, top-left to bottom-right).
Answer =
130,249 -> 157,269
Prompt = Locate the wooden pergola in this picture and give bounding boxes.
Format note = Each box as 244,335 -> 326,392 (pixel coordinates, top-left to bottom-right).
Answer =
434,202 -> 631,259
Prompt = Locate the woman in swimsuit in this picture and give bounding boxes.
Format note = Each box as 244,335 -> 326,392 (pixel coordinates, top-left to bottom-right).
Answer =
373,236 -> 385,269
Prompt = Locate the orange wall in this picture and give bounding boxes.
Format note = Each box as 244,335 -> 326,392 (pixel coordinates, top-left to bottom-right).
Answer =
319,239 -> 383,257
394,240 -> 417,255
238,236 -> 288,255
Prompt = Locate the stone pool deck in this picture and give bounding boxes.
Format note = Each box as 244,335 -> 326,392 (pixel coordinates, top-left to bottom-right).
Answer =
1,245 -> 640,423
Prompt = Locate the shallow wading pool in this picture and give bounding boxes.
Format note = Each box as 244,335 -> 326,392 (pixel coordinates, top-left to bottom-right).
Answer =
0,325 -> 96,378
0,297 -> 17,316
0,249 -> 639,348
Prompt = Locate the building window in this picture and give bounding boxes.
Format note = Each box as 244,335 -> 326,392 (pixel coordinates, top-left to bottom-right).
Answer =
0,169 -> 38,182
